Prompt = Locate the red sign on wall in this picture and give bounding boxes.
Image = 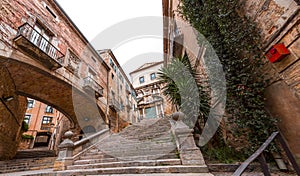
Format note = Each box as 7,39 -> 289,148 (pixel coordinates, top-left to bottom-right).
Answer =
266,43 -> 290,63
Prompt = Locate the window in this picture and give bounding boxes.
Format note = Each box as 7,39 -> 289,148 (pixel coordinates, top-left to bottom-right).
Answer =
30,23 -> 52,52
109,58 -> 117,72
150,73 -> 156,80
66,49 -> 81,74
24,114 -> 31,124
139,76 -> 145,84
111,73 -> 114,80
88,68 -> 96,79
27,100 -> 34,108
42,116 -> 52,125
45,105 -> 53,113
119,74 -> 124,83
91,56 -> 96,62
46,6 -> 57,19
109,58 -> 114,67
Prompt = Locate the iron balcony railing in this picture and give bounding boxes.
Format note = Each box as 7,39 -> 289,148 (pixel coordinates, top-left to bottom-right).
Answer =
83,76 -> 104,97
16,23 -> 64,64
126,101 -> 132,109
109,97 -> 121,111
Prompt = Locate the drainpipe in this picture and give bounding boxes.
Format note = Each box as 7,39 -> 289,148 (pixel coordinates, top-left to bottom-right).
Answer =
105,67 -> 110,126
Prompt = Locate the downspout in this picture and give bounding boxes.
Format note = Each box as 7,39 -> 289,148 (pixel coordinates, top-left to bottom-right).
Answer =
106,67 -> 110,126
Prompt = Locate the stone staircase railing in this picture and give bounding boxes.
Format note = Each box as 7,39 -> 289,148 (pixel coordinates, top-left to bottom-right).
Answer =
53,128 -> 110,171
169,112 -> 207,168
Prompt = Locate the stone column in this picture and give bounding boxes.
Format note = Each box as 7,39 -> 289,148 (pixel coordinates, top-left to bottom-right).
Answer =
53,131 -> 74,171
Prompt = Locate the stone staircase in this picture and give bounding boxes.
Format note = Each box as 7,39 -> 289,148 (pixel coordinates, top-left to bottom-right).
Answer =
54,117 -> 209,175
0,149 -> 56,174
14,148 -> 56,159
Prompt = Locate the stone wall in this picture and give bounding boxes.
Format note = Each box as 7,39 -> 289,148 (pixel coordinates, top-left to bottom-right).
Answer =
0,66 -> 27,160
241,0 -> 300,163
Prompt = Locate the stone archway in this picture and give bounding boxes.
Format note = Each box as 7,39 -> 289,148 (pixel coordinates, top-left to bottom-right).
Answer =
0,56 -> 107,159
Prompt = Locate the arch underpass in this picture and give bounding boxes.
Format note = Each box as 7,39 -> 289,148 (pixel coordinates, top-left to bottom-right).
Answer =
0,55 -> 107,159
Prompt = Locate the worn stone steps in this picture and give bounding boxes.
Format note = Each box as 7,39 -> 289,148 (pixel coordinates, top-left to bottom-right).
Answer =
79,152 -> 178,161
74,154 -> 180,165
0,157 -> 56,174
56,165 -> 208,175
94,141 -> 175,149
14,149 -> 56,159
59,117 -> 208,175
92,145 -> 176,154
68,159 -> 181,170
96,151 -> 177,159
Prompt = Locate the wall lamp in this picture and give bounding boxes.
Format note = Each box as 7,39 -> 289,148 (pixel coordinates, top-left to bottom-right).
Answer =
2,95 -> 14,102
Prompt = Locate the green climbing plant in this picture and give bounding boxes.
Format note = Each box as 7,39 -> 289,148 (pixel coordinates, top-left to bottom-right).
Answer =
178,0 -> 277,154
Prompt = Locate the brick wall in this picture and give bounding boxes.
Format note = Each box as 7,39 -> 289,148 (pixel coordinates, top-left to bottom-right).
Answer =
0,65 -> 27,160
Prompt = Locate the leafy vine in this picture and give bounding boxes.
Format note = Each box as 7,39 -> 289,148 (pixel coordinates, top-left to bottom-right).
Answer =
179,0 -> 277,154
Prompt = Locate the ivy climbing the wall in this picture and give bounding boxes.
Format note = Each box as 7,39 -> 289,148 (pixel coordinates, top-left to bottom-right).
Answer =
179,0 -> 277,155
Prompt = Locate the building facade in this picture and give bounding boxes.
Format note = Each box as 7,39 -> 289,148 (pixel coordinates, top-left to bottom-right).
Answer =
130,61 -> 173,119
163,0 -> 300,164
19,99 -> 71,152
98,49 -> 138,133
0,0 -> 110,159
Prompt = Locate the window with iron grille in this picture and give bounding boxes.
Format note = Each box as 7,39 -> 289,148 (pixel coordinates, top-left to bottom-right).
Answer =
27,100 -> 34,108
45,105 -> 53,113
150,73 -> 156,80
42,116 -> 52,125
24,114 -> 31,124
139,76 -> 145,84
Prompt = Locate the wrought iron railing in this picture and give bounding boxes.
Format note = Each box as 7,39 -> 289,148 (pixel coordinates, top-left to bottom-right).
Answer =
83,76 -> 103,96
110,97 -> 121,111
16,23 -> 64,64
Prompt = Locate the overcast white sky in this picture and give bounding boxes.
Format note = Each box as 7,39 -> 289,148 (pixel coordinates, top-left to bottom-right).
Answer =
55,0 -> 163,75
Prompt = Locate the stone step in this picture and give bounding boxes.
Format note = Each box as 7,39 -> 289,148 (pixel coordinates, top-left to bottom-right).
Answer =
95,139 -> 174,146
78,152 -> 178,162
68,159 -> 181,170
102,135 -> 173,142
79,153 -> 114,160
0,157 -> 55,174
79,151 -> 178,161
13,150 -> 56,159
58,165 -> 208,175
92,144 -> 176,152
74,157 -> 120,165
95,149 -> 177,158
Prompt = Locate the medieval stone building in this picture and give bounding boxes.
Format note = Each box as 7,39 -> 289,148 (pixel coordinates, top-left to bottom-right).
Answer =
163,0 -> 300,164
0,0 -> 111,159
130,61 -> 173,119
98,49 -> 138,132
19,99 -> 71,152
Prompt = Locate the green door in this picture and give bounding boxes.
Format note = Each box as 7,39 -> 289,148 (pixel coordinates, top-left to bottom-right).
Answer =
145,107 -> 157,119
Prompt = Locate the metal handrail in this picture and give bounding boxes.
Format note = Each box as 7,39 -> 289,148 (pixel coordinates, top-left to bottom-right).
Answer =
16,23 -> 64,63
233,131 -> 300,176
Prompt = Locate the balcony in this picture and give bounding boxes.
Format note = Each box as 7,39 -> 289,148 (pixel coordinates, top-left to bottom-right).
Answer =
14,23 -> 64,70
126,101 -> 132,109
83,76 -> 104,99
109,98 -> 121,112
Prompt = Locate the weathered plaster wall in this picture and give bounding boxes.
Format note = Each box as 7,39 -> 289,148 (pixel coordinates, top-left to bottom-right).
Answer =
241,0 -> 300,163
